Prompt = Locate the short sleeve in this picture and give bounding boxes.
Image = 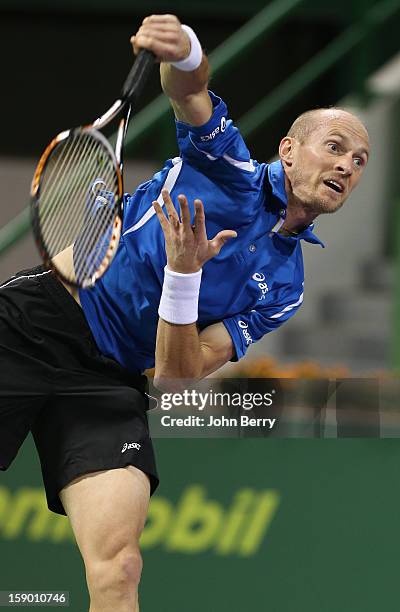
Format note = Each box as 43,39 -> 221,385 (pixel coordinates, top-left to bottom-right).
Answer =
175,91 -> 258,187
223,288 -> 304,361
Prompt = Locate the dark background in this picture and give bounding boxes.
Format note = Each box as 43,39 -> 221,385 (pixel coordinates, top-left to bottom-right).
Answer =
2,1 -> 398,162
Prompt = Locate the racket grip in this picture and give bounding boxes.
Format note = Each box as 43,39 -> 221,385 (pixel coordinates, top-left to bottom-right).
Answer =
121,49 -> 155,102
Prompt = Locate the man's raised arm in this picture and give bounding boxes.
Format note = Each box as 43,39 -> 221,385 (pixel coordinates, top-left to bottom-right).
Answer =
131,14 -> 212,126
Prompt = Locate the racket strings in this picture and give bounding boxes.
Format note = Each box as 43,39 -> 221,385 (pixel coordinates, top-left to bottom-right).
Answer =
37,131 -> 120,284
45,140 -> 110,260
73,183 -> 117,282
39,137 -> 117,238
40,134 -> 107,243
40,131 -> 96,223
40,135 -> 101,251
71,160 -> 118,280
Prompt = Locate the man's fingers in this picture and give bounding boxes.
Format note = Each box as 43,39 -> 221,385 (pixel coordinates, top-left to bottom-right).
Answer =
161,189 -> 180,226
137,24 -> 181,36
134,26 -> 181,47
152,200 -> 169,232
133,38 -> 184,62
209,230 -> 237,254
178,194 -> 191,229
131,11 -> 189,61
132,19 -> 186,62
193,199 -> 207,241
143,14 -> 180,25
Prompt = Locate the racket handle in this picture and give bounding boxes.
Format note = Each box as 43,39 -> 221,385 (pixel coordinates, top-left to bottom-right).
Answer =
121,49 -> 155,103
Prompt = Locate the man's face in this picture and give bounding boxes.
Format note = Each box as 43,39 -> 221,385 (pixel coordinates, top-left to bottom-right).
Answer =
281,111 -> 370,214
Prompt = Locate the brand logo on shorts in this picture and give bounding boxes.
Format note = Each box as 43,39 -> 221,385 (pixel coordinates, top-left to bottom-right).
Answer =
121,442 -> 141,453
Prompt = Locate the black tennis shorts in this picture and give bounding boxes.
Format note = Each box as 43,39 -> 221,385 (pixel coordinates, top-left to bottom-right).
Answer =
0,265 -> 159,515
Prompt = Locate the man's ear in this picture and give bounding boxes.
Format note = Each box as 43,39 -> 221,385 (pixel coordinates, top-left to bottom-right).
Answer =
279,137 -> 295,168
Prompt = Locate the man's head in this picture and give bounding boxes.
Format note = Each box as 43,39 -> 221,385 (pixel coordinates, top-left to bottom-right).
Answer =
279,108 -> 370,215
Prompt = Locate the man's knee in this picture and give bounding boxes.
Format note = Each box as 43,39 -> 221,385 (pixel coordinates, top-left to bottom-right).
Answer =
87,546 -> 143,599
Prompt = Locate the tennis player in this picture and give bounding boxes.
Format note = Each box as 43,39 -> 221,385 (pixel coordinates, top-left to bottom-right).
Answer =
0,14 -> 369,612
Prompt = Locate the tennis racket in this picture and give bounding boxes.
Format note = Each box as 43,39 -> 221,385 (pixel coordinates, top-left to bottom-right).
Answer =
30,49 -> 154,289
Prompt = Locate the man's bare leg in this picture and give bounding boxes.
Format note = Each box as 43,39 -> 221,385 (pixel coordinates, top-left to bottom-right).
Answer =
60,466 -> 150,612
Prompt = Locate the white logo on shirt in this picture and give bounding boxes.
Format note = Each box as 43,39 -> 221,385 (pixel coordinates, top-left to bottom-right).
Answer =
121,442 -> 141,453
252,272 -> 269,300
200,117 -> 227,142
238,320 -> 253,345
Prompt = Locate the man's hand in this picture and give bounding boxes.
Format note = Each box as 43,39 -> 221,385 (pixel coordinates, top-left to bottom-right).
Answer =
153,190 -> 237,274
131,14 -> 190,63
131,14 -> 211,125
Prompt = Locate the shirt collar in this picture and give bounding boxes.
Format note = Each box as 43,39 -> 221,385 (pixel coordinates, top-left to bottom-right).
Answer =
267,160 -> 288,207
266,160 -> 325,248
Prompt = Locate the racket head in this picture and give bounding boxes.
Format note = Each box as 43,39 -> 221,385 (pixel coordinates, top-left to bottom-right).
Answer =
31,127 -> 123,289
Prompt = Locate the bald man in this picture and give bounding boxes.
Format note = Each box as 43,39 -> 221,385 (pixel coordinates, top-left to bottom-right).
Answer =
126,18 -> 370,387
283,107 -> 369,215
0,15 -> 370,611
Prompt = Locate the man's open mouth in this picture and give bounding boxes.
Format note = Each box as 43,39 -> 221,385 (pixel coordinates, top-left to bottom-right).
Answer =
323,179 -> 344,194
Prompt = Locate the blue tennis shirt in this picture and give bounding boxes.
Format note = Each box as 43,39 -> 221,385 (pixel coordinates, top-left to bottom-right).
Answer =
79,92 -> 324,374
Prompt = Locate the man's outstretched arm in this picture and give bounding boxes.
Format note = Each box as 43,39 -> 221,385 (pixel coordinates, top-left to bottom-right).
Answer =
131,14 -> 213,126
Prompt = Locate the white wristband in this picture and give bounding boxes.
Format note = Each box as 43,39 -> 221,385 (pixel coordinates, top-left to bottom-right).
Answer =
158,266 -> 202,325
171,25 -> 203,72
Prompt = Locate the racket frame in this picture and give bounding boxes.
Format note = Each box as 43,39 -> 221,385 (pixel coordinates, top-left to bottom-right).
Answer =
31,126 -> 123,289
30,49 -> 154,289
